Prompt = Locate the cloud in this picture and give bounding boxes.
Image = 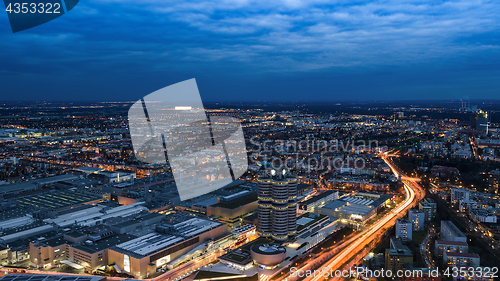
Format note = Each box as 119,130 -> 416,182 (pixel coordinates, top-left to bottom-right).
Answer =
0,0 -> 499,100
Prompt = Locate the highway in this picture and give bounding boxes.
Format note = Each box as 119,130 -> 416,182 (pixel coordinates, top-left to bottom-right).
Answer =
300,154 -> 423,281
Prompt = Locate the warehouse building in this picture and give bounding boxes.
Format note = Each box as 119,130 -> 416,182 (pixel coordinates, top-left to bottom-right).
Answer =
108,217 -> 227,279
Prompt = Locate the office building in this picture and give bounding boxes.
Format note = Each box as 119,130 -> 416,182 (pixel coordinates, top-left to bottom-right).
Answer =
396,219 -> 412,242
257,169 -> 297,241
440,221 -> 467,243
419,198 -> 437,221
408,209 -> 425,231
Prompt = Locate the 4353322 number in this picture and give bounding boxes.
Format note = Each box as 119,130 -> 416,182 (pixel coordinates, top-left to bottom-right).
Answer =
443,267 -> 499,278
6,2 -> 61,14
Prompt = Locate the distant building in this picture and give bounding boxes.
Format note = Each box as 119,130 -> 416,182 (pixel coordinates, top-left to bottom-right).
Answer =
443,252 -> 480,268
451,188 -> 470,204
88,170 -> 135,183
419,198 -> 437,221
408,209 -> 425,231
488,170 -> 500,194
434,240 -> 468,257
396,219 -> 412,242
469,209 -> 497,223
440,221 -> 467,243
257,169 -> 297,241
471,110 -> 489,134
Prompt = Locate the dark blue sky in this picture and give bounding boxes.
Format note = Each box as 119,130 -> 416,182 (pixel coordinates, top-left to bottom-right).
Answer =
0,0 -> 499,102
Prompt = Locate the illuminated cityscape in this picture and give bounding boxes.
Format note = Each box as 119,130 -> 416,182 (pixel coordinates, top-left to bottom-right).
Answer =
0,101 -> 497,281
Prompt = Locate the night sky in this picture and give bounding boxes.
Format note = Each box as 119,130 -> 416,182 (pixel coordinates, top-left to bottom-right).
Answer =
0,0 -> 499,102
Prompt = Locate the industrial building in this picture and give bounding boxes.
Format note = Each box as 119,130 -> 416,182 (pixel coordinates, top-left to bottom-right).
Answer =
320,191 -> 391,226
296,213 -> 331,237
0,174 -> 82,196
206,193 -> 258,227
297,190 -> 338,213
108,216 -> 227,279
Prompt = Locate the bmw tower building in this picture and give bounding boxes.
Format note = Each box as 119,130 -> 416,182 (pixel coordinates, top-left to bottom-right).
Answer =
257,168 -> 297,241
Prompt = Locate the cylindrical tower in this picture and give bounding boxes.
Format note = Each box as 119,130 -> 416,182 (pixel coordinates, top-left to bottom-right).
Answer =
287,177 -> 297,238
257,169 -> 297,242
257,178 -> 272,237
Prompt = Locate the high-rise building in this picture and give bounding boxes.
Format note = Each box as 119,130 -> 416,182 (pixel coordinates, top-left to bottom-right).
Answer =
419,198 -> 437,221
408,209 -> 425,231
471,110 -> 489,134
396,219 -> 412,242
257,169 -> 297,241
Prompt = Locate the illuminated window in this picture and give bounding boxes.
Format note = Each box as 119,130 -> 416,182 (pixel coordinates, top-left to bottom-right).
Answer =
124,255 -> 130,272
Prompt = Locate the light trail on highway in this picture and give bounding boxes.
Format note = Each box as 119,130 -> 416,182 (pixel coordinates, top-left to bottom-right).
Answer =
301,154 -> 422,281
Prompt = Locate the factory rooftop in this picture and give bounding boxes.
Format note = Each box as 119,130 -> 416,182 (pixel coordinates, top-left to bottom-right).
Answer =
115,233 -> 185,257
72,234 -> 137,254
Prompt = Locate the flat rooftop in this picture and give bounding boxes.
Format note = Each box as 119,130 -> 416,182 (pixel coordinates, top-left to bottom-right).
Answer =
300,190 -> 336,205
211,194 -> 257,209
218,250 -> 253,265
296,213 -> 329,232
386,248 -> 412,256
15,189 -> 100,210
445,252 -> 479,258
171,217 -> 223,238
435,240 -> 468,246
0,174 -> 81,194
73,234 -> 137,254
442,221 -> 466,238
115,233 -> 184,257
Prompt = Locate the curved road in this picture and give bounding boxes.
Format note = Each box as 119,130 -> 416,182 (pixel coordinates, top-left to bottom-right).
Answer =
303,155 -> 423,281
